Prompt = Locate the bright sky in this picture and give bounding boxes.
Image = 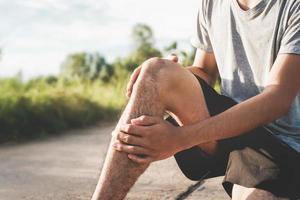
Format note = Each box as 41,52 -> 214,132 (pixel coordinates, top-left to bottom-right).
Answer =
0,0 -> 200,79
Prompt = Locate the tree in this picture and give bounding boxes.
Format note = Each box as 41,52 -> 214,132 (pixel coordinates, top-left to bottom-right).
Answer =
116,24 -> 162,72
164,41 -> 196,67
60,52 -> 113,82
132,24 -> 162,62
132,24 -> 154,48
164,41 -> 177,52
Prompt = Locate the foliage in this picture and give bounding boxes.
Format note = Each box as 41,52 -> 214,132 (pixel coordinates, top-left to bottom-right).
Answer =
118,24 -> 162,72
164,41 -> 196,66
0,77 -> 127,142
0,23 -> 199,143
60,52 -> 114,82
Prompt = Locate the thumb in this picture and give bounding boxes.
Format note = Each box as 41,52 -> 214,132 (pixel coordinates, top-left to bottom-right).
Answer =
166,54 -> 178,63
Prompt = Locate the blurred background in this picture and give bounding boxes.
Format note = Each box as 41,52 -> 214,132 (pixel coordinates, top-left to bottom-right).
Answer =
0,0 -> 199,143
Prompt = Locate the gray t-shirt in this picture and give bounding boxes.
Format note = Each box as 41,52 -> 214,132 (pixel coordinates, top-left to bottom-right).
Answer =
192,0 -> 300,152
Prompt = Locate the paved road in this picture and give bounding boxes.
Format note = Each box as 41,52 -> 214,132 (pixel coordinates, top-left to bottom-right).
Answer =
0,123 -> 229,200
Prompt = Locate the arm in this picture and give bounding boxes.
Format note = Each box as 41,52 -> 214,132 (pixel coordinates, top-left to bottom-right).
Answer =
186,49 -> 219,87
114,54 -> 300,164
181,54 -> 300,149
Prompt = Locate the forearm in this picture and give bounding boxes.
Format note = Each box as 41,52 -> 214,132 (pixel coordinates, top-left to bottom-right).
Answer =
180,85 -> 295,149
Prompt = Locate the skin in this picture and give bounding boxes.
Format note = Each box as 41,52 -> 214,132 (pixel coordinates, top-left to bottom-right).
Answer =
116,53 -> 300,200
92,55 -> 215,200
236,0 -> 262,10
93,0 -> 300,199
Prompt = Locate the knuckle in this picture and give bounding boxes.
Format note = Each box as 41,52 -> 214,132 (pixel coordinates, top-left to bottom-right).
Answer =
140,115 -> 147,121
127,124 -> 133,133
130,146 -> 136,152
125,135 -> 131,143
118,144 -> 124,151
119,133 -> 125,141
116,131 -> 122,139
123,124 -> 129,133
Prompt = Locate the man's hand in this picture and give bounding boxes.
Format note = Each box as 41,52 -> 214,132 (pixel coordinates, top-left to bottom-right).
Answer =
112,115 -> 183,164
126,55 -> 179,98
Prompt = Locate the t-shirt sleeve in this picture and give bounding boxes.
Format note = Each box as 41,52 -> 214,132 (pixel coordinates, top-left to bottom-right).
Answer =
191,1 -> 213,53
278,3 -> 300,55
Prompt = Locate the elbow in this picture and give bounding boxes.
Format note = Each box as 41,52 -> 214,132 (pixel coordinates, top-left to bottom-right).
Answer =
262,86 -> 296,123
280,91 -> 296,115
269,87 -> 296,117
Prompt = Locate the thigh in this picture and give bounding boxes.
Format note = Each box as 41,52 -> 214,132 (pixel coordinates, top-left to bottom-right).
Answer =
222,127 -> 300,199
167,74 -> 238,181
172,114 -> 300,199
154,59 -> 210,126
169,75 -> 300,199
155,60 -> 219,154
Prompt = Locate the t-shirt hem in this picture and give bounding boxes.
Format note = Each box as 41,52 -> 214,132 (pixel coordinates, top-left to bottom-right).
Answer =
278,46 -> 300,55
190,37 -> 214,53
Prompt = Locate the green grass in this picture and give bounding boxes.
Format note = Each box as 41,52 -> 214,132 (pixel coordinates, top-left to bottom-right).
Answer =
0,72 -> 220,143
214,82 -> 221,94
0,77 -> 128,143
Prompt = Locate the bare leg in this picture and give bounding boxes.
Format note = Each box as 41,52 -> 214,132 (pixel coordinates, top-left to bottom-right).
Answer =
91,58 -> 216,200
92,59 -> 165,200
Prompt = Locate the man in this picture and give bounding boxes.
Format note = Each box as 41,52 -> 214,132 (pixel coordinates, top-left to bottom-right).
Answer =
92,0 -> 300,199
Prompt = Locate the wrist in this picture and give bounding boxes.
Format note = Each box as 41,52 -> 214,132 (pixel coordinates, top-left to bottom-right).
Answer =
174,126 -> 195,152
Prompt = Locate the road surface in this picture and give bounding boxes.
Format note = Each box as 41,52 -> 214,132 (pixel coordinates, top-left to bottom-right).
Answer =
0,123 -> 229,200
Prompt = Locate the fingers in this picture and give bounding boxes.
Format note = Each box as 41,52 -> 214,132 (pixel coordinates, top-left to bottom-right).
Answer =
131,115 -> 161,126
115,115 -> 161,138
117,131 -> 144,146
126,66 -> 142,98
166,54 -> 178,63
120,124 -> 147,136
128,154 -> 154,164
113,142 -> 150,155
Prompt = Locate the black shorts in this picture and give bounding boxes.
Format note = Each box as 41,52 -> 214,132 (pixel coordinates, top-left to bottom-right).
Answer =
167,74 -> 300,199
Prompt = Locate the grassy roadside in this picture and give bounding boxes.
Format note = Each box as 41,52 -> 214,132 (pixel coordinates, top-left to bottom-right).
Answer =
0,72 -> 220,143
0,77 -> 128,143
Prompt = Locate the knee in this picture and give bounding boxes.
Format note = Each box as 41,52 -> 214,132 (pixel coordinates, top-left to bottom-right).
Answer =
133,57 -> 183,95
140,57 -> 167,78
139,57 -> 181,84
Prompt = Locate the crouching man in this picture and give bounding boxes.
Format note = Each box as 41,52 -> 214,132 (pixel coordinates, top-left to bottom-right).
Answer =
92,0 -> 300,199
